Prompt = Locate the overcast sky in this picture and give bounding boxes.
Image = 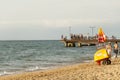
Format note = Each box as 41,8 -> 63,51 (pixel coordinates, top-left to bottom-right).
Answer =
0,0 -> 120,40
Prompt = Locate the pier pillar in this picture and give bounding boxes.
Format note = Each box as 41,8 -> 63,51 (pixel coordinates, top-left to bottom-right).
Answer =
64,42 -> 68,47
78,43 -> 82,47
68,43 -> 75,47
64,42 -> 75,47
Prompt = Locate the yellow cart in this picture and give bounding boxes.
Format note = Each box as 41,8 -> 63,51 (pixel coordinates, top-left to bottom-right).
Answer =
94,48 -> 111,65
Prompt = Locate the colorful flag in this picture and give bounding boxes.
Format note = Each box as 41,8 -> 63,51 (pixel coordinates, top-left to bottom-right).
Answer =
98,27 -> 106,43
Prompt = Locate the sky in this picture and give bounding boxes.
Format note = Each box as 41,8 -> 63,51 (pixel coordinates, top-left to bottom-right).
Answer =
0,0 -> 120,40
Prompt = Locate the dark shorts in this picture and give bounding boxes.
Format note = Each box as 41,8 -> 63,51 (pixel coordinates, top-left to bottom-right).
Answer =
114,50 -> 118,54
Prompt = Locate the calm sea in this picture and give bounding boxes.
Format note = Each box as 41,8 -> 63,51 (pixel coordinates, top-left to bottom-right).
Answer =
0,40 -> 96,76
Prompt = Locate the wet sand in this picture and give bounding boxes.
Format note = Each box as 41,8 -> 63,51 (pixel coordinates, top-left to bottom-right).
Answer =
0,58 -> 120,80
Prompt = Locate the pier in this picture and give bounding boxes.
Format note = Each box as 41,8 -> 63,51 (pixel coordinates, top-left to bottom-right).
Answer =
61,39 -> 120,47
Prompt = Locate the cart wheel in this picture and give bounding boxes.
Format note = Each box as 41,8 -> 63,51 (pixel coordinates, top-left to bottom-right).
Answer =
102,60 -> 107,65
106,60 -> 111,65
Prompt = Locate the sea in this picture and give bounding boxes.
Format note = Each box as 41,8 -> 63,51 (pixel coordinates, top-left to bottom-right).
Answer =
0,40 -> 96,76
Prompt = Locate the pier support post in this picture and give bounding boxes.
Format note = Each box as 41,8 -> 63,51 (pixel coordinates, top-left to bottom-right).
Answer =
68,43 -> 75,47
64,42 -> 68,47
78,43 -> 82,47
64,42 -> 75,47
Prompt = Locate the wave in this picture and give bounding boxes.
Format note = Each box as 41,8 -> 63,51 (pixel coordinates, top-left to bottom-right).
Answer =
0,71 -> 15,76
25,66 -> 52,72
0,66 -> 53,76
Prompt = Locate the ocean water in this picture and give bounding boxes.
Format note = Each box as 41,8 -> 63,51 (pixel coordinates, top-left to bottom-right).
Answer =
0,40 -> 96,76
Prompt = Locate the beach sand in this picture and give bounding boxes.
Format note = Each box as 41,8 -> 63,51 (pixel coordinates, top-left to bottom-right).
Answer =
0,58 -> 120,80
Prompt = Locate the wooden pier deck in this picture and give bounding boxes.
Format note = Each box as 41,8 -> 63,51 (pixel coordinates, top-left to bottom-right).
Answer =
61,39 -> 120,47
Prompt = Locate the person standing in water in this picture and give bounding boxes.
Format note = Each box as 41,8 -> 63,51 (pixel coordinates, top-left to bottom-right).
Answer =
114,41 -> 119,58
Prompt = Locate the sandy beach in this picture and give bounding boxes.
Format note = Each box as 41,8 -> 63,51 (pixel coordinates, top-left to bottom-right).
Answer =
0,57 -> 120,80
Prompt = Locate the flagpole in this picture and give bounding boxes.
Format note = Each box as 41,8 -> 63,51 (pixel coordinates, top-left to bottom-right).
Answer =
89,26 -> 96,37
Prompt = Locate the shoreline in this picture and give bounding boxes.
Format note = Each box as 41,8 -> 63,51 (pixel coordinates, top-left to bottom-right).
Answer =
0,57 -> 120,80
0,59 -> 94,76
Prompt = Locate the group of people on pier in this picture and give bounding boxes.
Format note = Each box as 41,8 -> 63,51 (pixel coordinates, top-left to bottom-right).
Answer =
61,34 -> 98,40
61,34 -> 116,41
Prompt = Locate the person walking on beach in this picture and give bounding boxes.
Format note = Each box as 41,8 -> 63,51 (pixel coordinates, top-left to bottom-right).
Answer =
106,42 -> 112,58
114,41 -> 119,58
